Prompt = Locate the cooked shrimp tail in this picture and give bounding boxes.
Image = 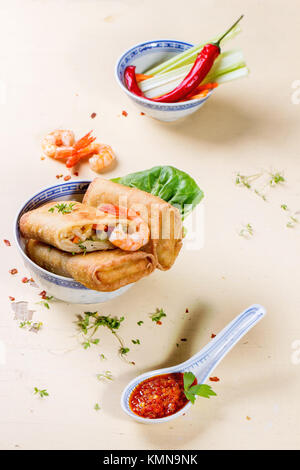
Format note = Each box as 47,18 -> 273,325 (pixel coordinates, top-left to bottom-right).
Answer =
65,131 -> 96,168
73,131 -> 96,151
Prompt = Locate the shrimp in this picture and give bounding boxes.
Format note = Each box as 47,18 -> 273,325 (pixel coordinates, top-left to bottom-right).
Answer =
41,129 -> 114,171
65,139 -> 114,171
88,144 -> 116,173
69,142 -> 115,173
42,130 -> 96,167
41,130 -> 75,159
98,203 -> 150,252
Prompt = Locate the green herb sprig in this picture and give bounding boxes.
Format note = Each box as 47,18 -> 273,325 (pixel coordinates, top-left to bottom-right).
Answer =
183,372 -> 216,404
36,295 -> 53,309
34,387 -> 49,398
280,204 -> 299,229
48,202 -> 76,214
19,321 -> 32,328
235,169 -> 285,202
269,172 -> 285,186
75,312 -> 132,363
96,371 -> 113,382
82,338 -> 99,349
239,223 -> 254,239
131,339 -> 140,345
287,216 -> 299,228
19,321 -> 43,332
150,308 -> 166,323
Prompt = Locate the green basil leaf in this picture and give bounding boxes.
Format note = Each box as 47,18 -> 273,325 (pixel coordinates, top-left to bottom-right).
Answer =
112,166 -> 203,219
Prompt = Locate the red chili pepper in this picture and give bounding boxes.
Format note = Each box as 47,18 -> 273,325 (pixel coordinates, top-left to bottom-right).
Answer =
124,66 -> 144,98
153,43 -> 220,103
124,15 -> 243,103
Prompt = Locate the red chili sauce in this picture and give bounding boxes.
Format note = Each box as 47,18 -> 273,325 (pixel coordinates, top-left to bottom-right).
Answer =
129,372 -> 196,419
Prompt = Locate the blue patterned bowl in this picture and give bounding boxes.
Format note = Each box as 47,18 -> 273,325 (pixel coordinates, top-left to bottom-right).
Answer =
14,181 -> 132,304
115,39 -> 215,122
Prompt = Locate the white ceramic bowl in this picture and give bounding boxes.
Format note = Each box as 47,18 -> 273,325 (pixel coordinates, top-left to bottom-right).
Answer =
14,181 -> 132,304
115,39 -> 215,122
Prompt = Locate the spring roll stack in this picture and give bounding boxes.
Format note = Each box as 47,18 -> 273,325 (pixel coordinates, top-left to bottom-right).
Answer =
20,178 -> 182,292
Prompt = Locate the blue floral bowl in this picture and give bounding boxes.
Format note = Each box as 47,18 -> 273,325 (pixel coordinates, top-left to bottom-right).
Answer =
14,181 -> 132,304
115,39 -> 215,122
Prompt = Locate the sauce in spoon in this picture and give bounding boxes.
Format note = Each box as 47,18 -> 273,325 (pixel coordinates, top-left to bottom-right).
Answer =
129,372 -> 196,419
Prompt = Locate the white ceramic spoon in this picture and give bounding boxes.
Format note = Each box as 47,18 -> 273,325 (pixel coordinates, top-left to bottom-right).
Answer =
121,304 -> 266,424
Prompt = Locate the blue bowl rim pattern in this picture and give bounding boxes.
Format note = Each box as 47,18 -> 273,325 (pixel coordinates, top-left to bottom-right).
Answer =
14,180 -> 92,290
115,39 -> 215,111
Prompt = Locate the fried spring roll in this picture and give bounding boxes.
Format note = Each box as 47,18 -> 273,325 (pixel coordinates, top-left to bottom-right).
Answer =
20,201 -> 129,254
82,178 -> 182,270
26,240 -> 156,292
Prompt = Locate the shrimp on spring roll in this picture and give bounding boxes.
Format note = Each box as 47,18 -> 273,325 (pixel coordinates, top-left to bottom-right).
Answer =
20,201 -> 150,254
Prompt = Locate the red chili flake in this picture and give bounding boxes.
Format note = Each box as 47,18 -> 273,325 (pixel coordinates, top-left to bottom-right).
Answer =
140,112 -> 145,116
211,333 -> 216,338
22,277 -> 29,283
156,320 -> 162,325
122,110 -> 128,117
185,308 -> 189,313
181,338 -> 187,342
209,377 -> 220,382
9,268 -> 18,275
56,174 -> 63,179
3,239 -> 11,246
74,171 -> 79,176
9,296 -> 15,301
64,175 -> 71,181
39,290 -> 46,297
29,278 -> 35,283
90,112 -> 97,119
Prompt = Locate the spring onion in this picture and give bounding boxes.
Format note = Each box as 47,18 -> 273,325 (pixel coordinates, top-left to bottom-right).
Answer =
140,49 -> 248,98
145,24 -> 242,75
